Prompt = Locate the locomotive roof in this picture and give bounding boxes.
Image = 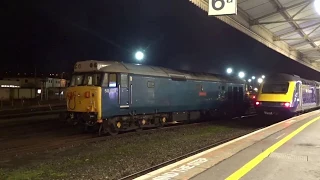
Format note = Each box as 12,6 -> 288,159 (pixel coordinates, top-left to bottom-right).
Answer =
74,60 -> 244,83
265,73 -> 320,86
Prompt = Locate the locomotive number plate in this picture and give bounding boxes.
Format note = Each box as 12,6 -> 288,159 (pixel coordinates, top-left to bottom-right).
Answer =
264,111 -> 273,115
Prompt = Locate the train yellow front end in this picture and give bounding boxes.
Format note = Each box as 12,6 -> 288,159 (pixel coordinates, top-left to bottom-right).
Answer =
255,73 -> 320,117
65,61 -> 105,128
66,86 -> 102,126
255,81 -> 296,116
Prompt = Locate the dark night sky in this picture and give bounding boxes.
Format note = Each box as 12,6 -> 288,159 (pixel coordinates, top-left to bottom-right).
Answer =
3,0 -> 320,80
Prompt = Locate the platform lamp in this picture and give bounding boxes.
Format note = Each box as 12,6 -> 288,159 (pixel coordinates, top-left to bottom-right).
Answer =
238,71 -> 245,79
135,51 -> 144,61
226,68 -> 233,74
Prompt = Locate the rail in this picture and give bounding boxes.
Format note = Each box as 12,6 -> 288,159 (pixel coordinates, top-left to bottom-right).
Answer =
0,106 -> 66,119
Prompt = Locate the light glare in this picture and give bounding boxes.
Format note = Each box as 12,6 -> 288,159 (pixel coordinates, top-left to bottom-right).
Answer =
315,0 -> 320,15
258,78 -> 263,83
135,51 -> 144,61
226,68 -> 233,74
238,71 -> 245,78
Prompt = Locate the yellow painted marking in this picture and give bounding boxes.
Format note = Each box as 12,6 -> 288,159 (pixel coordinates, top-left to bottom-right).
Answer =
226,116 -> 320,180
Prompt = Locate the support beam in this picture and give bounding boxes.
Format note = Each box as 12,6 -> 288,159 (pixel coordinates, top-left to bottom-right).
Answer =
290,1 -> 312,19
308,25 -> 320,36
252,17 -> 320,25
269,0 -> 317,53
300,47 -> 320,53
252,0 -> 312,22
277,22 -> 320,37
291,36 -> 320,47
275,33 -> 320,42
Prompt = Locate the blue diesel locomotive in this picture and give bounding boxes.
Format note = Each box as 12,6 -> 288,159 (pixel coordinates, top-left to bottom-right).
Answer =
66,60 -> 250,135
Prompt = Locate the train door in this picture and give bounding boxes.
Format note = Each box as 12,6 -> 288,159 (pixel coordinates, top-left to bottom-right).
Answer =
233,86 -> 238,106
227,86 -> 233,107
119,73 -> 129,108
316,87 -> 320,106
298,82 -> 302,110
292,82 -> 301,112
238,86 -> 244,102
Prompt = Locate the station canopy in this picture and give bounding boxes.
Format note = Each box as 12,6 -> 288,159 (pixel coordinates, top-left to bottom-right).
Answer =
189,0 -> 320,71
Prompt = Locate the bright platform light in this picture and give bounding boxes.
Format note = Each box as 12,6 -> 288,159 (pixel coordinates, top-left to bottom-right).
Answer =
248,79 -> 252,82
238,71 -> 245,78
226,68 -> 233,74
315,0 -> 320,15
258,78 -> 263,84
135,51 -> 144,61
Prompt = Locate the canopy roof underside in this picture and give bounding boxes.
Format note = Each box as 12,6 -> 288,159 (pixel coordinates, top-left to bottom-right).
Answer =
189,0 -> 320,71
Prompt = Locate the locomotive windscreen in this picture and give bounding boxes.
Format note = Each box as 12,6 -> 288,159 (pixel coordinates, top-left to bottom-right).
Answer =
262,83 -> 289,94
70,73 -> 102,86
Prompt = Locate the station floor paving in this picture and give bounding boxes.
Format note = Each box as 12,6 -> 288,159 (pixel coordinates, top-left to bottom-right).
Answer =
135,110 -> 320,180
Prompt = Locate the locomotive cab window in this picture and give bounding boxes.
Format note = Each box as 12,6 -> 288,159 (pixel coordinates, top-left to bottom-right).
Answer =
84,74 -> 101,86
70,73 -> 101,86
262,83 -> 289,94
109,73 -> 117,88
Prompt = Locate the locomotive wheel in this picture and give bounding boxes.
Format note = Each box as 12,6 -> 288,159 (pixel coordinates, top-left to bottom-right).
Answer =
158,117 -> 166,127
135,121 -> 143,132
98,124 -> 104,136
98,120 -> 119,136
107,123 -> 119,136
155,117 -> 163,128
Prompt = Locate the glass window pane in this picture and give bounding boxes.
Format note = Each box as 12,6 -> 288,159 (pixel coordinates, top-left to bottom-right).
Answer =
109,74 -> 117,87
102,73 -> 108,87
121,74 -> 128,88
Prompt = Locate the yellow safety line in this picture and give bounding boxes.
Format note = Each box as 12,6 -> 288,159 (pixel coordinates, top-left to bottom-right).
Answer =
226,116 -> 320,180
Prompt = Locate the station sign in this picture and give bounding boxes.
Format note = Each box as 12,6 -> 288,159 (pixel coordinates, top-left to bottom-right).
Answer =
208,0 -> 237,16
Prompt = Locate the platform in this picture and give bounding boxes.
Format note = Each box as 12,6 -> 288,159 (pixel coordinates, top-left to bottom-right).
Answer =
135,110 -> 320,180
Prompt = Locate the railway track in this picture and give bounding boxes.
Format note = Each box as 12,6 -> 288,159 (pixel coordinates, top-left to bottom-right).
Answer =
0,122 -> 210,160
0,113 -> 257,161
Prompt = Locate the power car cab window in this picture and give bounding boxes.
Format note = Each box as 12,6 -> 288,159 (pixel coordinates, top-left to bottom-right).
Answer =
262,83 -> 289,94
